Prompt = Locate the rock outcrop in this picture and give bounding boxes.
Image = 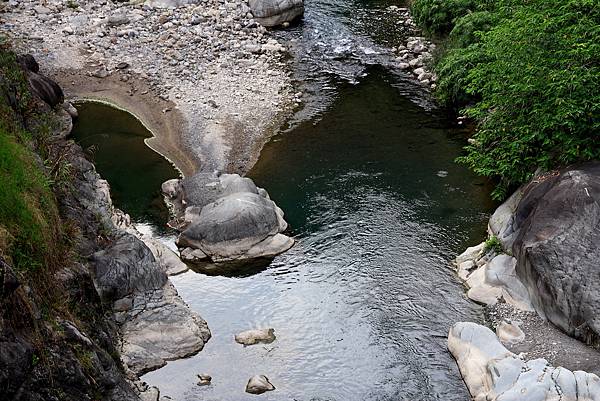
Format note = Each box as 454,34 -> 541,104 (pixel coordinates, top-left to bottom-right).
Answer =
455,245 -> 533,311
163,172 -> 294,264
448,322 -> 600,401
18,54 -> 64,107
91,233 -> 210,375
248,0 -> 304,27
489,164 -> 600,345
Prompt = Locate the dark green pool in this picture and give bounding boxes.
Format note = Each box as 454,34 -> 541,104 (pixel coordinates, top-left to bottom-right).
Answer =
70,102 -> 178,234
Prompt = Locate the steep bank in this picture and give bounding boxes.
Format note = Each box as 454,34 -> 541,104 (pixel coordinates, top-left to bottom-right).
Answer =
3,0 -> 296,176
0,48 -> 208,400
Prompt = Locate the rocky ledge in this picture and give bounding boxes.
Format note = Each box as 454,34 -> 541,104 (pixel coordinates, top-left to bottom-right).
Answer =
162,172 -> 294,266
451,163 -> 600,399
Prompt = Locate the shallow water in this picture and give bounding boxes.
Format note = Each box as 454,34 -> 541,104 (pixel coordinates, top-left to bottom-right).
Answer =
140,70 -> 494,400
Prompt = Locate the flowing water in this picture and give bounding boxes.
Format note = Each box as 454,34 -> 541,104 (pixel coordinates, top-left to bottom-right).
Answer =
71,0 -> 498,399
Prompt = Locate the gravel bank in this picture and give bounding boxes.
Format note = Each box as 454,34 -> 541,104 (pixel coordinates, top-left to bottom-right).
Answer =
2,0 -> 296,176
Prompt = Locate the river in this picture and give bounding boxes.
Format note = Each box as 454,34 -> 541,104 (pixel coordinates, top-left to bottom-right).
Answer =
71,0 -> 496,399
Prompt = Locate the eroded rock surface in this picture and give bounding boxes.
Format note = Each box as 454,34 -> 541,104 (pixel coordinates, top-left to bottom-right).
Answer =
448,322 -> 600,401
509,164 -> 600,345
163,172 -> 293,263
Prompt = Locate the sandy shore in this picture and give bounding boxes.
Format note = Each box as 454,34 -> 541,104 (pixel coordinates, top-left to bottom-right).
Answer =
3,0 -> 297,177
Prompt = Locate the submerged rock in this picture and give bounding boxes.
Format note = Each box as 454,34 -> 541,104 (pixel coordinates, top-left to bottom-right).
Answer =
245,375 -> 275,394
448,322 -> 600,401
235,328 -> 276,346
248,0 -> 304,27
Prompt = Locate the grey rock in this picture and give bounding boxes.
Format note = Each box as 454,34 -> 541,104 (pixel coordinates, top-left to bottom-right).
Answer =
107,14 -> 130,27
248,0 -> 304,27
91,232 -> 167,302
496,320 -> 525,345
120,282 -> 211,375
235,328 -> 276,345
488,186 -> 524,250
197,374 -> 211,386
62,101 -> 78,118
512,163 -> 600,344
178,192 -> 292,262
142,236 -> 189,276
245,375 -> 275,394
448,322 -> 600,400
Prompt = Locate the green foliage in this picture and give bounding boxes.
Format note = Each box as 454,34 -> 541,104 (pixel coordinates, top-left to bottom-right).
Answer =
484,235 -> 503,253
411,0 -> 476,35
449,11 -> 498,48
0,46 -> 62,271
413,0 -> 600,199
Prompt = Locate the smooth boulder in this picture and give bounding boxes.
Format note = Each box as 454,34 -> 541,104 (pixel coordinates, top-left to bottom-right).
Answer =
245,375 -> 275,394
235,328 -> 276,345
511,163 -> 600,344
448,322 -> 600,401
248,0 -> 304,27
165,173 -> 294,263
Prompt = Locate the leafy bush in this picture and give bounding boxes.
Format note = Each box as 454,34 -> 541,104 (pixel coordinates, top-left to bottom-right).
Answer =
484,235 -> 503,254
414,0 -> 600,199
449,11 -> 497,48
411,0 -> 476,35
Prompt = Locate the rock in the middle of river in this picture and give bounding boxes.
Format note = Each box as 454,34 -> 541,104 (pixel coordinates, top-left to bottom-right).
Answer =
162,172 -> 294,263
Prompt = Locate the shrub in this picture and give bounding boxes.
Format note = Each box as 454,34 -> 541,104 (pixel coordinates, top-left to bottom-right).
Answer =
411,0 -> 476,35
414,0 -> 600,199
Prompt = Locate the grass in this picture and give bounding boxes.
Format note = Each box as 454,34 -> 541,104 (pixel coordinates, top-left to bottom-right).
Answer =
0,46 -> 63,272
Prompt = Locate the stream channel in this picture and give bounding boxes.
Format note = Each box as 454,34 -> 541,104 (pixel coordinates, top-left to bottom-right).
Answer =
71,0 -> 498,399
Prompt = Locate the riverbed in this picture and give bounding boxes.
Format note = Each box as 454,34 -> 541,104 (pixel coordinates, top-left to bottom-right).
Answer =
70,0 -> 497,399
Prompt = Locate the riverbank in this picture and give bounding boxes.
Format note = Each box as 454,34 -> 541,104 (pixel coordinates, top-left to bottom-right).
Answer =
2,0 -> 296,176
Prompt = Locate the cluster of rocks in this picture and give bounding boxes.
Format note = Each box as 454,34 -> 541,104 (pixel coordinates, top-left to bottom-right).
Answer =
162,172 -> 294,268
449,322 -> 600,401
387,7 -> 437,88
193,328 -> 277,394
450,163 -> 600,399
3,0 -> 301,175
41,80 -> 210,400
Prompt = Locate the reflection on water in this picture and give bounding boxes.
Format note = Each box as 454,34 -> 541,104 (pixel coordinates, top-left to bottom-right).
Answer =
70,102 -> 179,234
142,71 -> 495,400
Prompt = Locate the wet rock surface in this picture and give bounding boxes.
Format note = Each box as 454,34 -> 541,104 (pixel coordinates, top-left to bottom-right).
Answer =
235,328 -> 276,345
245,375 -> 275,394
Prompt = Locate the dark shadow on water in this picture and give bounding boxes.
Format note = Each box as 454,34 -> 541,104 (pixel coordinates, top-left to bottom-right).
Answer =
70,101 -> 179,235
187,257 -> 275,278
